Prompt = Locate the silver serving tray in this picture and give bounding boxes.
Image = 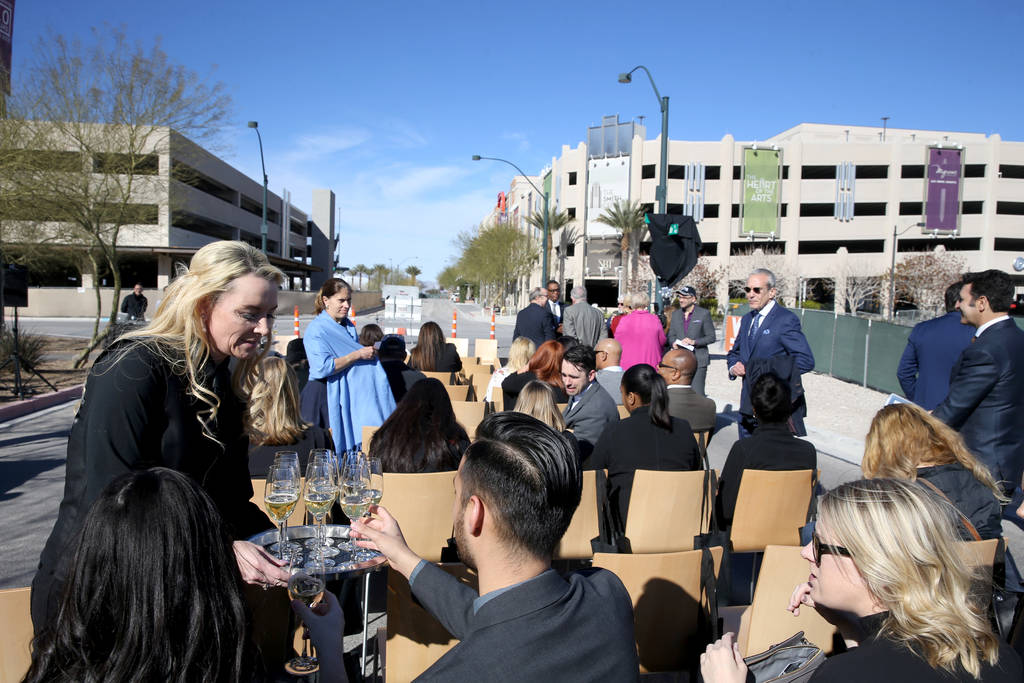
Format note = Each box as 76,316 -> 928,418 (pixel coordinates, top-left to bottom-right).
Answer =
248,524 -> 387,577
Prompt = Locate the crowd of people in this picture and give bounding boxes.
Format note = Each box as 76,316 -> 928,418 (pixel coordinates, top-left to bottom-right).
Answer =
25,244 -> 1024,680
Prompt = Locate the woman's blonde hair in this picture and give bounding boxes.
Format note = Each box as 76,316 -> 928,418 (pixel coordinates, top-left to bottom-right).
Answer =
247,356 -> 310,446
506,337 -> 536,373
119,241 -> 283,442
513,380 -> 566,431
863,403 -> 1005,500
820,478 -> 1002,678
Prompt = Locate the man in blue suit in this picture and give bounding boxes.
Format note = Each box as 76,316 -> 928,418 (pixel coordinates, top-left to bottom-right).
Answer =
933,270 -> 1024,495
726,268 -> 815,436
896,281 -> 973,410
513,287 -> 556,348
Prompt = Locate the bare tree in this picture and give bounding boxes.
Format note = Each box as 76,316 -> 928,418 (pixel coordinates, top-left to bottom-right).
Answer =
829,260 -> 885,316
893,248 -> 965,317
727,245 -> 797,302
674,256 -> 725,301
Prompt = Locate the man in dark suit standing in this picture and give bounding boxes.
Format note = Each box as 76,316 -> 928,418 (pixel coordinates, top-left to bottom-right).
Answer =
896,281 -> 974,410
933,270 -> 1024,495
657,348 -> 716,433
346,412 -> 638,681
513,287 -> 556,348
726,268 -> 815,436
562,345 -> 619,458
667,285 -> 716,396
545,279 -> 563,333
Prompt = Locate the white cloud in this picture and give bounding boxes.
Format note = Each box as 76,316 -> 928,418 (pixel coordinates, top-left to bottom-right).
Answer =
285,127 -> 371,163
500,131 -> 531,151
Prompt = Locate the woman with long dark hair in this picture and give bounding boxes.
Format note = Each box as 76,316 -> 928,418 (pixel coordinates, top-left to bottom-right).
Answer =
588,363 -> 701,529
408,321 -> 462,372
501,339 -> 569,407
369,378 -> 470,473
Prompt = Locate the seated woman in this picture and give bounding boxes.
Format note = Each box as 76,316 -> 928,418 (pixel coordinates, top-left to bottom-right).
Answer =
485,336 -> 535,407
501,340 -> 569,408
587,363 -> 700,530
717,372 -> 817,528
408,321 -> 462,373
248,356 -> 334,476
513,379 -> 580,460
24,468 -> 349,683
702,478 -> 1022,682
369,378 -> 470,473
863,402 -> 1005,540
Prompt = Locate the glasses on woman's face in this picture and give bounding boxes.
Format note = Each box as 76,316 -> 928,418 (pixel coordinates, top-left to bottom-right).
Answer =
812,535 -> 852,565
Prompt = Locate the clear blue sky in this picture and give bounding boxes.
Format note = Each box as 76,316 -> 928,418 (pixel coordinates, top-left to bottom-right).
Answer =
12,1 -> 1024,284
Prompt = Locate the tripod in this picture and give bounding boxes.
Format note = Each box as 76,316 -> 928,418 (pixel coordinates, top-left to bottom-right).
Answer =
0,308 -> 58,400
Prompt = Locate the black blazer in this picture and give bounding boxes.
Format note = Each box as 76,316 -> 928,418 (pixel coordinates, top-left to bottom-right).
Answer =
933,318 -> 1024,492
501,371 -> 569,409
587,406 -> 701,529
513,302 -> 556,348
248,427 -> 335,477
717,422 -> 816,527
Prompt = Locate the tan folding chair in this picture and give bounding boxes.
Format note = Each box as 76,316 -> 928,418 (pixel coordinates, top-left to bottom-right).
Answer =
593,547 -> 723,673
693,430 -> 710,452
739,545 -> 838,656
556,402 -> 568,414
473,338 -> 498,365
443,384 -> 471,402
363,426 -> 380,453
616,405 -> 630,419
450,401 -> 486,439
960,537 -> 1002,576
466,368 -> 493,402
379,471 -> 457,562
729,470 -> 814,553
384,564 -> 477,682
555,470 -> 599,560
421,370 -> 455,385
449,337 -> 469,359
489,385 -> 504,411
624,469 -> 713,553
0,587 -> 32,683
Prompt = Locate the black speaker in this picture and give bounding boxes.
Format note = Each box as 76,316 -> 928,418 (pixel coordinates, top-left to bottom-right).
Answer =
2,264 -> 28,308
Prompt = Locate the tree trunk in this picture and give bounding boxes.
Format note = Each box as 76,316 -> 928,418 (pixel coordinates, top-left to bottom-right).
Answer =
73,251 -> 105,368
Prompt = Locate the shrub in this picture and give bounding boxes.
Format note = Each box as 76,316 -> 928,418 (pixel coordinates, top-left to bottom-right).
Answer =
801,300 -> 824,310
0,328 -> 49,372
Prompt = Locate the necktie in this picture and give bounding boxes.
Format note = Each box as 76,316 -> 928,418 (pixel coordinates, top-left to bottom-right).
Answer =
749,314 -> 761,340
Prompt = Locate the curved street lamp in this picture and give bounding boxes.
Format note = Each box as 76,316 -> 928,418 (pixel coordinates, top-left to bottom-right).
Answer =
619,65 -> 668,213
247,121 -> 269,254
472,154 -> 550,285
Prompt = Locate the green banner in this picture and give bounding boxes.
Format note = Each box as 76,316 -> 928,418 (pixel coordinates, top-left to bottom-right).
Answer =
742,148 -> 780,235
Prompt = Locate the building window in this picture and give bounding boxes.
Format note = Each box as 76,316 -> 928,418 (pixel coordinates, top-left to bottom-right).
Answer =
668,165 -> 686,179
801,165 -> 836,180
854,202 -> 886,216
800,203 -> 834,217
699,243 -> 718,256
566,207 -> 576,218
568,172 -> 577,185
996,201 -> 1024,215
703,204 -> 719,218
855,165 -> 888,179
705,165 -> 721,180
641,164 -> 656,179
641,202 -> 655,215
995,238 -> 1024,251
733,166 -> 741,180
799,240 -> 885,254
963,201 -> 983,214
964,164 -> 985,178
899,201 -> 923,215
999,165 -> 1024,179
901,165 -> 925,178
566,243 -> 576,257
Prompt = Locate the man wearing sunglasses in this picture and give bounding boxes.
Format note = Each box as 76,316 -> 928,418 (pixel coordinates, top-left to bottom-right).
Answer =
726,268 -> 814,436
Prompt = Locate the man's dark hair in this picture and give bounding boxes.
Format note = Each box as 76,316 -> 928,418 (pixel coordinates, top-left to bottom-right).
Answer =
556,335 -> 579,353
944,281 -> 963,313
464,412 -> 582,559
962,270 -> 1014,313
751,372 -> 792,424
546,279 -> 559,289
562,344 -> 596,374
377,334 -> 407,361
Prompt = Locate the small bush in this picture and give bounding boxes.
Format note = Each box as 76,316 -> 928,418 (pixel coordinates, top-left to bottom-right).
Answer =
0,328 -> 49,372
801,301 -> 824,310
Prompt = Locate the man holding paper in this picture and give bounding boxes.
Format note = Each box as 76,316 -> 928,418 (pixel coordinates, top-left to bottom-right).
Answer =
667,285 -> 715,396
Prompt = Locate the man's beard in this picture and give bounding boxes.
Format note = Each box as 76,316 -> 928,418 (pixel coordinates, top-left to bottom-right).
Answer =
454,505 -> 476,571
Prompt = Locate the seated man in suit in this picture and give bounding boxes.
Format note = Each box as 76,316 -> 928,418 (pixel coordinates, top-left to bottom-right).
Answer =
657,348 -> 716,433
345,412 -> 639,681
594,338 -> 624,405
513,287 -> 557,348
562,345 -> 620,458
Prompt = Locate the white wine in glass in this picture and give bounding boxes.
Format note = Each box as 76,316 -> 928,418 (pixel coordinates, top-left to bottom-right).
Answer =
265,466 -> 300,560
285,554 -> 324,675
339,492 -> 370,519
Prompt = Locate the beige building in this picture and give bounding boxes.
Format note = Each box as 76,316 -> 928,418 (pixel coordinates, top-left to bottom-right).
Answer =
485,119 -> 1024,311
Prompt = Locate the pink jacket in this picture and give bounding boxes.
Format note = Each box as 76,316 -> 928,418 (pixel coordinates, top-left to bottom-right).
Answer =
615,310 -> 667,371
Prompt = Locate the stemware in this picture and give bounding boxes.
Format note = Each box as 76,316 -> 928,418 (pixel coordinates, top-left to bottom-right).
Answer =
303,459 -> 336,568
367,454 -> 384,506
264,465 -> 299,561
271,451 -> 303,557
285,552 -> 325,675
305,449 -> 341,558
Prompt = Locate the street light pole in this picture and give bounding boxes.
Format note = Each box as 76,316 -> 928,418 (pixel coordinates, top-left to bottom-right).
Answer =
247,121 -> 269,254
472,155 -> 549,284
619,66 -> 669,214
889,221 -> 925,321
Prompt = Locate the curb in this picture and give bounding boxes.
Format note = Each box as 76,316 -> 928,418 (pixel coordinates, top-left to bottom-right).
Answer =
0,385 -> 84,424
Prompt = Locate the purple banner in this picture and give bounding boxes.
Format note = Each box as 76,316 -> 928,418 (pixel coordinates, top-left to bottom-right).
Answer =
925,147 -> 961,233
0,0 -> 12,95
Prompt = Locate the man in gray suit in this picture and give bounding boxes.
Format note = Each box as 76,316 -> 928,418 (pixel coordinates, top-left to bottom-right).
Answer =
346,412 -> 638,681
657,348 -> 716,433
594,338 -> 624,405
562,345 -> 619,458
667,285 -> 716,396
562,284 -> 606,348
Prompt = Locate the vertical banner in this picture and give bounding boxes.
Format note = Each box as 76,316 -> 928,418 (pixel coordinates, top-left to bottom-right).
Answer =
741,147 -> 781,235
0,0 -> 12,95
924,147 -> 962,233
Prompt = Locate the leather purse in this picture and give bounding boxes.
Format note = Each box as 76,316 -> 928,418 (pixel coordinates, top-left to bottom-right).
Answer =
743,631 -> 825,682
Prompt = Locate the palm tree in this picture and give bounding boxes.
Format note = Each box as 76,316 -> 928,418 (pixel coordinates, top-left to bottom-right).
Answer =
405,265 -> 422,286
524,208 -> 572,276
594,199 -> 645,285
352,263 -> 369,290
554,224 -> 581,285
371,263 -> 387,290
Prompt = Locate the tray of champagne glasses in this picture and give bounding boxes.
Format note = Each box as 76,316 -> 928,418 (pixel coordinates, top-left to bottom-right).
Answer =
248,525 -> 387,578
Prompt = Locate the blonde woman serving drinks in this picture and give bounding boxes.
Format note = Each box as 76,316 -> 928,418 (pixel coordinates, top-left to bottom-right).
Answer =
31,241 -> 290,633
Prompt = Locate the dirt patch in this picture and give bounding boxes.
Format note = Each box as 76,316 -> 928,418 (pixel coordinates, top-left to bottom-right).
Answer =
0,336 -> 94,402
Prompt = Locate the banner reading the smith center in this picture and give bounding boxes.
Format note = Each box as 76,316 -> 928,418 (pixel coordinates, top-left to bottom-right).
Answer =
741,147 -> 781,236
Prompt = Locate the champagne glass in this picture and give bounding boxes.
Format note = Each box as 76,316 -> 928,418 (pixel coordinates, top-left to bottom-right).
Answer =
271,452 -> 303,557
285,552 -> 325,675
303,460 -> 336,568
343,454 -> 377,562
308,449 -> 341,559
367,454 -> 383,506
264,465 -> 299,561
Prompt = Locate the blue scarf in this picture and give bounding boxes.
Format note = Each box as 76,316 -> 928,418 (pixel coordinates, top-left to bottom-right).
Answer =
304,311 -> 396,450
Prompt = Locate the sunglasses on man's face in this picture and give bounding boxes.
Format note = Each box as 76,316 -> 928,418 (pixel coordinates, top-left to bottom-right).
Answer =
744,286 -> 765,294
812,535 -> 852,565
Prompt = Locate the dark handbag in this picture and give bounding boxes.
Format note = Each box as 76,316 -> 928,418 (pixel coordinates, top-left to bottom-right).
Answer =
743,631 -> 825,683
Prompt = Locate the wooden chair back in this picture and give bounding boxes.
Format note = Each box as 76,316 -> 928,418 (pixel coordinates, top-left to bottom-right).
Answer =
960,538 -> 1001,572
693,430 -> 710,452
466,368 -> 493,402
730,470 -> 814,553
379,471 -> 457,562
449,337 -> 469,359
385,564 -> 477,682
624,469 -> 712,553
473,338 -> 499,365
450,401 -> 486,439
742,545 -> 837,656
421,370 -> 455,385
0,587 -> 32,683
489,385 -> 504,411
556,402 -> 568,414
616,405 -> 630,419
363,426 -> 379,453
554,470 -> 599,560
442,384 -> 471,402
593,547 -> 723,673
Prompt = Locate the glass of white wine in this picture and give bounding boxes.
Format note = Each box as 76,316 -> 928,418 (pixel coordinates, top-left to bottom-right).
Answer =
308,449 -> 341,559
271,452 -> 303,557
265,465 -> 299,561
367,455 -> 384,508
285,552 -> 325,675
303,459 -> 336,568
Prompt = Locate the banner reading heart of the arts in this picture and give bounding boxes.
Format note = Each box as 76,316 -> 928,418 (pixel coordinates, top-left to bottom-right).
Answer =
741,147 -> 781,236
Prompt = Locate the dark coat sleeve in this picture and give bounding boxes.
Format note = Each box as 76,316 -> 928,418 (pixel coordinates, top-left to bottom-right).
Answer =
410,562 -> 478,639
693,308 -> 717,348
896,332 -> 920,400
933,345 -> 998,429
